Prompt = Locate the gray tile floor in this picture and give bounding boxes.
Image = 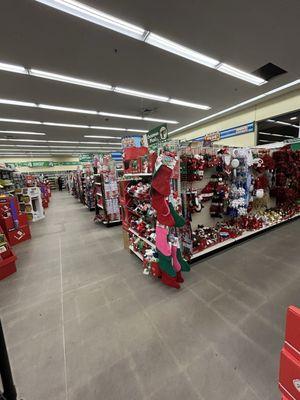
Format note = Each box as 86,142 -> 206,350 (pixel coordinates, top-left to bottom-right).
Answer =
0,191 -> 299,400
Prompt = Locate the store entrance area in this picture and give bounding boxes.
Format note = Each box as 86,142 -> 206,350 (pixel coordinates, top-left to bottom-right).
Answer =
0,192 -> 298,400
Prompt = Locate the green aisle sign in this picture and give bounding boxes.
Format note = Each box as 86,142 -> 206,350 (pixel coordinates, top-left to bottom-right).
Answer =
79,154 -> 94,163
146,124 -> 168,148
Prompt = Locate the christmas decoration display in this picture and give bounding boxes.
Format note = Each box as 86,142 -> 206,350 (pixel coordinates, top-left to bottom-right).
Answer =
121,138 -> 299,288
180,142 -> 299,258
94,154 -> 121,226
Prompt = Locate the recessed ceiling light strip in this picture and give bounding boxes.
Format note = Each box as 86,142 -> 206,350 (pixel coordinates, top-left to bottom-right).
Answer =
33,0 -> 266,85
0,130 -> 46,136
0,61 -> 210,110
34,0 -> 146,40
0,98 -> 179,124
0,117 -> 147,132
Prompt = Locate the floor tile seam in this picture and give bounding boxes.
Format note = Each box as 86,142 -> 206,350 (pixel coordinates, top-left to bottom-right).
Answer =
139,289 -> 206,400
185,287 -> 278,362
216,290 -> 265,313
246,308 -> 286,336
127,284 -> 185,371
204,262 -> 286,301
126,352 -> 153,400
61,272 -> 120,297
59,235 -> 69,400
0,291 -> 62,317
6,325 -> 62,352
194,342 -> 256,398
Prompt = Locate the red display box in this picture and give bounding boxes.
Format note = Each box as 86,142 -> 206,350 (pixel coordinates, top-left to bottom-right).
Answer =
279,306 -> 300,400
279,349 -> 300,400
5,225 -> 31,246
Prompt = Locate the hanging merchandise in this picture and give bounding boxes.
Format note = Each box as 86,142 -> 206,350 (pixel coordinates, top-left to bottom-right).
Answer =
121,138 -> 299,288
120,141 -> 191,289
179,141 -> 299,260
94,154 -> 121,226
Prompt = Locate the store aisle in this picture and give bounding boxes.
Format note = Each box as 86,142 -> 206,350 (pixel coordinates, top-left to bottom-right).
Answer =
0,192 -> 299,400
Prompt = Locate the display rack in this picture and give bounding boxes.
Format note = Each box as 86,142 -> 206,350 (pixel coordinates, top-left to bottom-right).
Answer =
0,166 -> 15,194
85,175 -> 95,211
19,187 -> 44,222
119,137 -> 300,289
94,169 -> 121,226
179,141 -> 300,261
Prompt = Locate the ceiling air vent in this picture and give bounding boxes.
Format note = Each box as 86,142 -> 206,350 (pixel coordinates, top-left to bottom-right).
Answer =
253,63 -> 287,81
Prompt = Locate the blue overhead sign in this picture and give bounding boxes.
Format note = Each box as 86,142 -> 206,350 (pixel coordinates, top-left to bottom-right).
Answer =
194,122 -> 255,142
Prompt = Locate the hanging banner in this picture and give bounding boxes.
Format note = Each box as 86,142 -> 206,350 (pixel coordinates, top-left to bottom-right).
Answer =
146,124 -> 168,148
195,122 -> 255,142
29,161 -> 54,167
204,131 -> 221,142
220,122 -> 255,139
9,161 -> 79,167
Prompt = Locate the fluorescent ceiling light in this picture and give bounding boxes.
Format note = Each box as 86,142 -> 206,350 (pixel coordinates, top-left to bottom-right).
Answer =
0,118 -> 41,124
0,97 -> 179,124
169,98 -> 210,110
216,63 -> 266,86
128,128 -> 148,133
39,104 -> 97,114
43,122 -> 89,128
270,120 -> 291,126
0,61 -> 27,75
90,126 -> 126,131
267,119 -> 300,129
84,135 -> 122,139
48,145 -> 120,148
145,33 -> 219,68
115,87 -> 169,102
290,116 -> 297,121
0,130 -> 46,135
259,132 -> 294,138
0,144 -> 15,147
29,68 -> 112,91
143,117 -> 178,124
272,133 -> 294,138
81,140 -> 120,144
0,138 -> 47,143
15,145 -> 49,147
34,0 -> 146,40
99,112 -> 142,121
0,99 -> 37,107
169,79 -> 300,136
32,1 -> 266,86
0,62 -> 210,110
47,140 -> 79,143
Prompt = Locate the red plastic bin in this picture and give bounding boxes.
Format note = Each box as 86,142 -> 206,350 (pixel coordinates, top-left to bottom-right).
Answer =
5,225 -> 31,246
0,248 -> 17,280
